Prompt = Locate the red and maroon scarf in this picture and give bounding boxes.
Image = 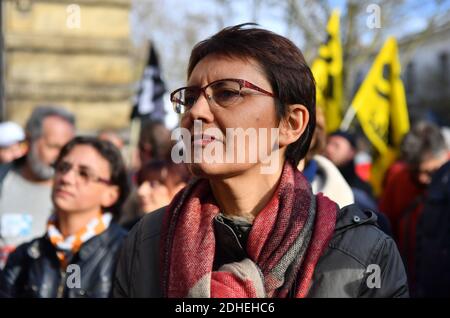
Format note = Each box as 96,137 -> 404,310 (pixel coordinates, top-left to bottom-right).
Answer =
160,161 -> 340,298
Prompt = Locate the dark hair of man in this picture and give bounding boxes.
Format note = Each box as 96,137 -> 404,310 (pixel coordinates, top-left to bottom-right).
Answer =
139,118 -> 172,161
187,23 -> 316,166
55,136 -> 130,220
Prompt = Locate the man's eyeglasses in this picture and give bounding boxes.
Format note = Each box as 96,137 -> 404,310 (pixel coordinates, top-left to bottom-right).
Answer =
170,78 -> 274,114
54,161 -> 111,185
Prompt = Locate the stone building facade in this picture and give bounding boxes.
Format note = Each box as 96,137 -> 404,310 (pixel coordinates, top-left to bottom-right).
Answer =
1,0 -> 139,132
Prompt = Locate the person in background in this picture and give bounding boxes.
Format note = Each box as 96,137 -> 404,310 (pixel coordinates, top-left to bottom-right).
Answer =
0,121 -> 28,164
121,160 -> 190,230
379,121 -> 449,291
415,160 -> 450,297
301,108 -> 390,235
325,131 -> 383,214
119,119 -> 175,226
0,107 -> 76,268
325,131 -> 373,196
137,119 -> 172,168
0,137 -> 129,297
298,106 -> 354,208
98,129 -> 125,152
98,129 -> 127,171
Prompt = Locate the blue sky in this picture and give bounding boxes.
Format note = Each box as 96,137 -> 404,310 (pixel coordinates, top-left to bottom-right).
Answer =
133,0 -> 450,48
239,0 -> 447,39
131,0 -> 449,90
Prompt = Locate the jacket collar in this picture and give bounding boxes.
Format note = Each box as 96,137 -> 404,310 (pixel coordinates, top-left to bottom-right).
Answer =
29,223 -> 123,261
78,223 -> 122,260
333,204 -> 378,236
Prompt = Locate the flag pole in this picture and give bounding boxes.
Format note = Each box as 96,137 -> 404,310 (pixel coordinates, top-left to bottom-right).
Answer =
128,117 -> 141,170
340,104 -> 357,131
128,41 -> 151,171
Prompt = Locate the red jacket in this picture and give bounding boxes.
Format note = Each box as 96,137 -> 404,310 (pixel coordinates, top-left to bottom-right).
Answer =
379,161 -> 426,288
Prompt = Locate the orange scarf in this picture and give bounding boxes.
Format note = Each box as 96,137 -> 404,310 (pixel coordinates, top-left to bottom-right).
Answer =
47,212 -> 112,269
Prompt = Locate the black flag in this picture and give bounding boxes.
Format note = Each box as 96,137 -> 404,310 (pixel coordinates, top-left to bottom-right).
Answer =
131,42 -> 166,120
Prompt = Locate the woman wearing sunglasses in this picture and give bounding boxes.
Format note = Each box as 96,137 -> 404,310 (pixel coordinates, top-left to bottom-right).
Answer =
114,24 -> 408,298
0,136 -> 129,297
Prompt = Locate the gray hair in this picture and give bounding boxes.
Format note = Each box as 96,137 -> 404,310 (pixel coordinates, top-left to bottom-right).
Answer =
401,121 -> 447,167
25,106 -> 76,141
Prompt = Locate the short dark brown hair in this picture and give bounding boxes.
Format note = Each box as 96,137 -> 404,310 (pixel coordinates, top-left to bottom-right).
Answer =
187,23 -> 316,166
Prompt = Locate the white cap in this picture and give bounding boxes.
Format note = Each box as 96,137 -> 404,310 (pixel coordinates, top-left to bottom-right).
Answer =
0,121 -> 25,147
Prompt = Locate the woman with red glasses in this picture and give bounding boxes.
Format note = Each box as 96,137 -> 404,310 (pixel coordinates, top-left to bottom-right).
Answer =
114,24 -> 408,298
0,136 -> 129,297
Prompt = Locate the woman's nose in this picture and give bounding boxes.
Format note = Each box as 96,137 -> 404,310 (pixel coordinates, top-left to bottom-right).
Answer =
187,93 -> 215,124
57,167 -> 76,185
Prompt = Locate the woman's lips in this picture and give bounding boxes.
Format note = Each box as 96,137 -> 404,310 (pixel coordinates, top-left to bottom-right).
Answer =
191,134 -> 222,147
54,188 -> 74,198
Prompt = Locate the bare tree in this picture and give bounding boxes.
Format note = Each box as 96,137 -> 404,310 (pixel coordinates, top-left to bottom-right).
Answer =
130,0 -> 449,108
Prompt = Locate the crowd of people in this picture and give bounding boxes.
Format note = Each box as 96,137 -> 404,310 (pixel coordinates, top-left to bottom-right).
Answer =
0,23 -> 449,298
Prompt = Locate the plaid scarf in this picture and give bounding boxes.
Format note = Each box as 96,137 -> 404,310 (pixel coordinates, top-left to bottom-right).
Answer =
160,162 -> 340,298
47,212 -> 112,269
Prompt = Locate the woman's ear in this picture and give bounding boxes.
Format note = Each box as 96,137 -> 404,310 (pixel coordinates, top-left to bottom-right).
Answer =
278,104 -> 309,148
101,185 -> 120,209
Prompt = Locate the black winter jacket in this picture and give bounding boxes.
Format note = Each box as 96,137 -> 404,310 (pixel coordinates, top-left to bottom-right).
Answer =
0,223 -> 126,298
113,204 -> 409,298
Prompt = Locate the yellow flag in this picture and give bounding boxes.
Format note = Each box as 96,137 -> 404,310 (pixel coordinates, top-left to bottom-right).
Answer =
349,37 -> 410,196
312,9 -> 343,133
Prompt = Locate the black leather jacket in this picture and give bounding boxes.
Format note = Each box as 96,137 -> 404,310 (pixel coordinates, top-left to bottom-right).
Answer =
114,205 -> 409,298
0,223 -> 126,298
